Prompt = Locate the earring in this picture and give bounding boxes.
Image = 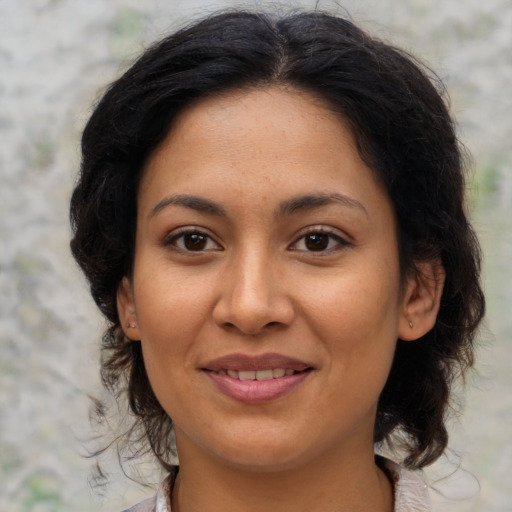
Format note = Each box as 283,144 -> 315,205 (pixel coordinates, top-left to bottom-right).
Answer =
126,322 -> 136,329
409,321 -> 414,328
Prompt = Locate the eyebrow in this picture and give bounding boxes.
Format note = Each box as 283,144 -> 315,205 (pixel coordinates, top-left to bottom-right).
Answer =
277,193 -> 368,218
149,194 -> 227,218
149,192 -> 367,219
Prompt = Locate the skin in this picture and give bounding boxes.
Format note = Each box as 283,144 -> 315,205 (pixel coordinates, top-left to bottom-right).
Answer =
118,86 -> 443,512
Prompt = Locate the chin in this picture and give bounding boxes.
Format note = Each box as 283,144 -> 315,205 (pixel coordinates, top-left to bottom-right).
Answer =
206,431 -> 312,473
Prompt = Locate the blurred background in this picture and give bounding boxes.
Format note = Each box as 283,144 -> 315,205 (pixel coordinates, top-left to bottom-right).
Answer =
0,0 -> 510,510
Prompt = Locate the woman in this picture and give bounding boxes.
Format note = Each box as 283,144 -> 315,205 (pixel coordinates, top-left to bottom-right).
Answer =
70,9 -> 484,512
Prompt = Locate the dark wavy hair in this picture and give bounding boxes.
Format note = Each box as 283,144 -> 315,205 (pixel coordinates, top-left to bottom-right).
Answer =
70,10 -> 484,471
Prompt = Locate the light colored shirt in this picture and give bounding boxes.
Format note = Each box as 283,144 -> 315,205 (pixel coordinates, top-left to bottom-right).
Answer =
120,458 -> 432,512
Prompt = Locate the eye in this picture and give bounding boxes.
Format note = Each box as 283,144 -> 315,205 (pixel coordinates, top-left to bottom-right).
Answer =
166,229 -> 222,252
291,229 -> 349,253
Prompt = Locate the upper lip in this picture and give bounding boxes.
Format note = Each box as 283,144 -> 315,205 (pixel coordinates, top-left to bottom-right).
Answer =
201,353 -> 313,372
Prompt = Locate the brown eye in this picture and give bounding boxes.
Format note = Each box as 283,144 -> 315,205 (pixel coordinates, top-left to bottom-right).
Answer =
290,229 -> 350,253
183,233 -> 208,251
167,230 -> 222,252
304,233 -> 330,251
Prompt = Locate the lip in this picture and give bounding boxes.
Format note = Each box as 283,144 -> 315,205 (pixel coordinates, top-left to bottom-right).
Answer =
201,353 -> 314,404
202,352 -> 312,372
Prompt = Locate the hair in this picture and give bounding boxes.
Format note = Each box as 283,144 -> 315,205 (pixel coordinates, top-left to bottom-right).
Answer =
70,9 -> 485,472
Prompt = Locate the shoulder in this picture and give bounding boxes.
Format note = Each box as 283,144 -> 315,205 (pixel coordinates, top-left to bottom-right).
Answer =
380,458 -> 433,512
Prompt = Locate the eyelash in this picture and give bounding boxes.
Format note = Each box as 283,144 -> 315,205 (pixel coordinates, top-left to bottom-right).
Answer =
164,228 -> 222,253
290,227 -> 351,253
164,226 -> 350,255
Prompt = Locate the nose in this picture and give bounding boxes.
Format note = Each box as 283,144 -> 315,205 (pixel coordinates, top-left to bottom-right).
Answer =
212,249 -> 295,336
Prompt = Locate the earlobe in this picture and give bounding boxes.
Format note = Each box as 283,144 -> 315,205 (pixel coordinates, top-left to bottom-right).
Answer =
398,260 -> 445,341
117,277 -> 141,340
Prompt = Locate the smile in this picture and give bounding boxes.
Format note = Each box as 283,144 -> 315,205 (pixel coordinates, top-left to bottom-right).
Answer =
213,368 -> 297,380
202,353 -> 313,404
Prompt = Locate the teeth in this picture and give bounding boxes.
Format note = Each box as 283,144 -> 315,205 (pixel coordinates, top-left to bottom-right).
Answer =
238,370 -> 256,381
256,369 -> 273,381
217,368 -> 297,380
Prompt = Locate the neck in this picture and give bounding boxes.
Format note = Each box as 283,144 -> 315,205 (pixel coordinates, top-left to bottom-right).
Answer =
171,437 -> 393,512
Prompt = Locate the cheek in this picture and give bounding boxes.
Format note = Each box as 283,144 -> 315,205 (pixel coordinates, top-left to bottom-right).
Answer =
136,282 -> 202,424
307,267 -> 400,329
134,261 -> 212,339
302,265 -> 401,372
132,270 -> 212,401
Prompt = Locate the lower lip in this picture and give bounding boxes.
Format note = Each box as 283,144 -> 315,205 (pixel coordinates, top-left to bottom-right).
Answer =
205,370 -> 312,404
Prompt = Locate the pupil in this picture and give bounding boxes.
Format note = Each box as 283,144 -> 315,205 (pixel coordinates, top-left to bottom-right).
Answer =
306,233 -> 329,251
184,233 -> 206,250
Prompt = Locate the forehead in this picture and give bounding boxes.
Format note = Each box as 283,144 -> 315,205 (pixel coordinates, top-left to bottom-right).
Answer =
138,86 -> 389,219
143,87 -> 367,178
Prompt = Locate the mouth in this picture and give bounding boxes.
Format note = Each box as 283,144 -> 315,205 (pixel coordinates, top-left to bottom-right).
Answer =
201,353 -> 314,404
210,368 -> 300,381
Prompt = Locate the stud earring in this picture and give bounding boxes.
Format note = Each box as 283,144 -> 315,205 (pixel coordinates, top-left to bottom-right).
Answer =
409,321 -> 414,328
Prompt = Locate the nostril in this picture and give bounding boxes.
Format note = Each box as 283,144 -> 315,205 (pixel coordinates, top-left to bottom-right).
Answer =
212,287 -> 295,335
219,320 -> 284,336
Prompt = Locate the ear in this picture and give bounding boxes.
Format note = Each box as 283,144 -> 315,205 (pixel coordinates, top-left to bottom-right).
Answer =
398,259 -> 445,341
117,277 -> 141,341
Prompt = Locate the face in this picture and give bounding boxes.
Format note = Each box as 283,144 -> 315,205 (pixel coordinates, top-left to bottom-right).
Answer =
118,87 -> 419,472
